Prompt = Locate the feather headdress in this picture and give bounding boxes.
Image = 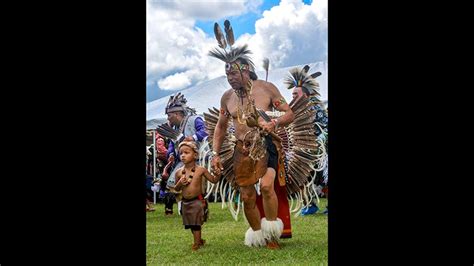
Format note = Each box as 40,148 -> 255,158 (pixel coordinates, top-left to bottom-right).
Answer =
158,93 -> 197,141
208,20 -> 257,79
284,65 -> 321,97
164,92 -> 196,115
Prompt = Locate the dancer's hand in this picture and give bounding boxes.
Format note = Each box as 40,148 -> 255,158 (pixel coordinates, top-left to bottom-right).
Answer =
211,155 -> 223,176
260,120 -> 275,133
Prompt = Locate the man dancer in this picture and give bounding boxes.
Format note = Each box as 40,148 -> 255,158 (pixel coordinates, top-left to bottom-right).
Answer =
209,20 -> 294,249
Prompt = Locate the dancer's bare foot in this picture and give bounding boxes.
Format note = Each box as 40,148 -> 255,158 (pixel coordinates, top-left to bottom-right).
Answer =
191,243 -> 200,251
266,241 -> 280,250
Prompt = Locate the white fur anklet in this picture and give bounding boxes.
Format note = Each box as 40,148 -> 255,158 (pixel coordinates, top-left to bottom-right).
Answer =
261,218 -> 284,242
244,228 -> 266,247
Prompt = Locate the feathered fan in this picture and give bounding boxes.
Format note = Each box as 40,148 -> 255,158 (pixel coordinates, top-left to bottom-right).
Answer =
156,123 -> 180,142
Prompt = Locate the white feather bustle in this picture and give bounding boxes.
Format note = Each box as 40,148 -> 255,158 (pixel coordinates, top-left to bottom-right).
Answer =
261,218 -> 284,242
244,228 -> 266,247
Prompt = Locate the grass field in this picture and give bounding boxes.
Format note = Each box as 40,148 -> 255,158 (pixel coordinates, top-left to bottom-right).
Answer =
146,199 -> 328,265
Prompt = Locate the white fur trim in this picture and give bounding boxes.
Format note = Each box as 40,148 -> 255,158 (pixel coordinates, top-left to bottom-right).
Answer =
244,228 -> 266,247
261,218 -> 284,242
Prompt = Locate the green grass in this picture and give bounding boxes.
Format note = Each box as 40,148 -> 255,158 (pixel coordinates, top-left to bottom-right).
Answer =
147,199 -> 327,265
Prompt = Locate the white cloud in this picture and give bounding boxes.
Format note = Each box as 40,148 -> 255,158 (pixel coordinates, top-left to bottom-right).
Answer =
148,0 -> 261,20
147,0 -> 263,93
158,67 -> 222,91
250,0 -> 328,69
147,0 -> 327,96
245,0 -> 264,14
158,72 -> 191,90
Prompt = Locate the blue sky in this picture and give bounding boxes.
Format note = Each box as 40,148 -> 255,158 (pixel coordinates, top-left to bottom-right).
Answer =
195,0 -> 313,38
147,0 -> 326,103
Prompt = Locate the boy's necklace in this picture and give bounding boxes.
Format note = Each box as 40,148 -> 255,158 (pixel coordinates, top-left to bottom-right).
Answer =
181,166 -> 196,180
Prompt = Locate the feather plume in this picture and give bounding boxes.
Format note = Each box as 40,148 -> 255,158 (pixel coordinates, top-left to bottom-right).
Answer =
263,58 -> 269,81
256,108 -> 271,122
208,44 -> 255,69
310,71 -> 322,78
262,58 -> 269,71
284,67 -> 306,89
156,123 -> 180,141
284,66 -> 320,97
224,20 -> 235,47
214,23 -> 227,49
302,65 -> 310,74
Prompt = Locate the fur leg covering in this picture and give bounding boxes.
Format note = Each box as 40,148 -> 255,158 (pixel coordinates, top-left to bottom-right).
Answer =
244,228 -> 266,247
261,218 -> 284,242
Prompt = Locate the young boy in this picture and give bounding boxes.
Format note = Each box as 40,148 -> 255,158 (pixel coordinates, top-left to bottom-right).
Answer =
173,141 -> 220,251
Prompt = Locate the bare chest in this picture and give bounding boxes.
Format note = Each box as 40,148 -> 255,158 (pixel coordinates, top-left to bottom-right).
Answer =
226,90 -> 272,119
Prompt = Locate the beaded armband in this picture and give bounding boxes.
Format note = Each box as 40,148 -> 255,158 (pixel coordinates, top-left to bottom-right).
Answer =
220,108 -> 231,118
273,98 -> 287,108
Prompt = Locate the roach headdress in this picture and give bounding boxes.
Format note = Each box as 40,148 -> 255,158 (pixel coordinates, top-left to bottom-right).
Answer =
284,65 -> 321,97
208,20 -> 258,80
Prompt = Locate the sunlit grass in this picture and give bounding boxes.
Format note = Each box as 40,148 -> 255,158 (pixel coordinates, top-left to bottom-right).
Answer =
147,199 -> 327,265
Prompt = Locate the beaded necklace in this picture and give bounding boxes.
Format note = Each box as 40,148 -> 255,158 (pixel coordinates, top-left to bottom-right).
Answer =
236,80 -> 254,125
181,166 -> 196,183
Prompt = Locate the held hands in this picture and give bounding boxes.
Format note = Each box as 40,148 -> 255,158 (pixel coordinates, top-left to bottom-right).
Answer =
257,119 -> 283,142
211,155 -> 224,177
